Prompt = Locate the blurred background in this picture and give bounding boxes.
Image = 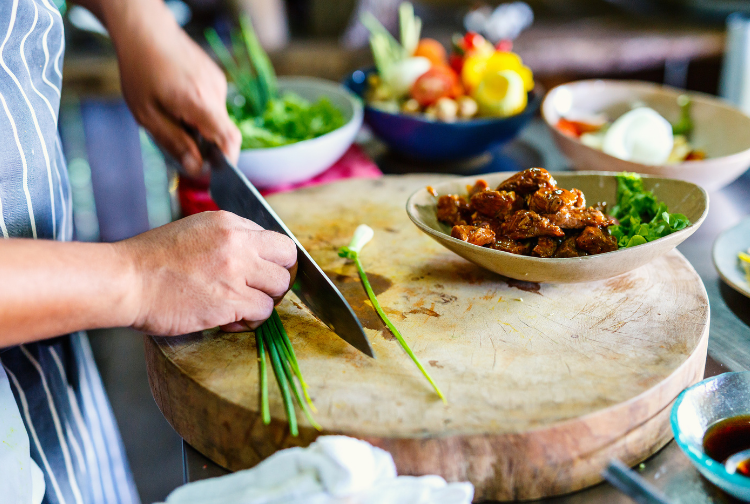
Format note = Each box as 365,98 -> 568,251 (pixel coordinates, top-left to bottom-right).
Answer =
59,0 -> 747,501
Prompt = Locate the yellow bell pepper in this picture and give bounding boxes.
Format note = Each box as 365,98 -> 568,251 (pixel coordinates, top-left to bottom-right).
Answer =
461,54 -> 490,92
473,69 -> 527,118
462,51 -> 534,93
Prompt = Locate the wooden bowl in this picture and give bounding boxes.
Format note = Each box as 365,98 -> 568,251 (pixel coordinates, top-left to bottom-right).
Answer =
541,80 -> 750,192
406,172 -> 708,283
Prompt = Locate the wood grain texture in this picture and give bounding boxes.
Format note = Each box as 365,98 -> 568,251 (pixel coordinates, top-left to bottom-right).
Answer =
145,175 -> 710,501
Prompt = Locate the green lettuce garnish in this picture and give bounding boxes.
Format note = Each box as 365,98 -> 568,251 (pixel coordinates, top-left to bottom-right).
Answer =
235,93 -> 346,149
609,172 -> 691,248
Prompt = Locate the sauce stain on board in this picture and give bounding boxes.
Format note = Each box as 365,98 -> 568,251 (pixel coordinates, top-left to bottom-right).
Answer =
503,277 -> 542,295
408,306 -> 441,318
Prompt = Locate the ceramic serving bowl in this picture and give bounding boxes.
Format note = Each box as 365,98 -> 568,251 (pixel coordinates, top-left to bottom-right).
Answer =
344,68 -> 541,162
713,217 -> 750,299
406,171 -> 708,283
542,80 -> 750,192
236,76 -> 363,188
671,372 -> 750,501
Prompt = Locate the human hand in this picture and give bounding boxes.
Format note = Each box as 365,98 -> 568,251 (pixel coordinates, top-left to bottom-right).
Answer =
108,1 -> 241,175
116,211 -> 297,335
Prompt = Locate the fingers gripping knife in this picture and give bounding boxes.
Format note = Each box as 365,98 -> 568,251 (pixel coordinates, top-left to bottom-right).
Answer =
203,142 -> 375,358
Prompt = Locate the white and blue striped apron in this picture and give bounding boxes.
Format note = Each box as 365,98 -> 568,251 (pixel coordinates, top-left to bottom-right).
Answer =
0,0 -> 139,502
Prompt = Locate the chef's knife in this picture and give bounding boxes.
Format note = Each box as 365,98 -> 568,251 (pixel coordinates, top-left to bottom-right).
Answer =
203,142 -> 375,358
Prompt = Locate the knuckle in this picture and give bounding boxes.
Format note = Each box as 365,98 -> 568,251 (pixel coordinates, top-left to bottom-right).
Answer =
249,292 -> 274,320
273,268 -> 291,295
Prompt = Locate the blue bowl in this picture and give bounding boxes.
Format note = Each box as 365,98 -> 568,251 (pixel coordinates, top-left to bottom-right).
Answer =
344,68 -> 541,162
671,372 -> 750,501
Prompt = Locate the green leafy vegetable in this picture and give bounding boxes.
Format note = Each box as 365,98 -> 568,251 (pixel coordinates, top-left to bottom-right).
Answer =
339,225 -> 446,403
235,94 -> 345,149
206,17 -> 346,149
609,172 -> 691,248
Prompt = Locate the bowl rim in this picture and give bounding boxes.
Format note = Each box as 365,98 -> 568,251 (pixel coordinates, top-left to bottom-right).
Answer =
405,170 -> 709,263
239,75 -> 364,155
346,67 -> 544,126
712,217 -> 750,299
541,78 -> 750,167
670,371 -> 750,490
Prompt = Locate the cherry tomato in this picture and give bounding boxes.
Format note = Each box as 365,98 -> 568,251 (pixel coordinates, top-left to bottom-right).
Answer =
495,39 -> 513,52
411,65 -> 460,107
414,38 -> 447,66
463,32 -> 486,51
449,52 -> 464,74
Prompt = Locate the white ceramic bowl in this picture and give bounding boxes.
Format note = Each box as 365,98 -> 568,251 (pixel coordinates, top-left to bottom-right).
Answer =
542,80 -> 750,192
237,76 -> 364,188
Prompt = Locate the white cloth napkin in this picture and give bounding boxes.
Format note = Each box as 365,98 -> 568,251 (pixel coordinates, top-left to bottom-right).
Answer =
160,436 -> 473,504
0,365 -> 45,504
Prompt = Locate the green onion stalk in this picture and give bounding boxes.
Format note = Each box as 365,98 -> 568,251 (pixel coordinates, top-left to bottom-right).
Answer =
338,225 -> 446,403
255,310 -> 320,436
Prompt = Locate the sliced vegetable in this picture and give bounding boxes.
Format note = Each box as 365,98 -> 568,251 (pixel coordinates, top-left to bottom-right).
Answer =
255,309 -> 319,435
473,69 -> 527,117
339,225 -> 446,402
609,172 -> 691,248
388,57 -> 431,97
399,2 -> 422,57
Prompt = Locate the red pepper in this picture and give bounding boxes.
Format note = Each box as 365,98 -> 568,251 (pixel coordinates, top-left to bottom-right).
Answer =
495,39 -> 513,52
449,52 -> 464,74
463,32 -> 486,51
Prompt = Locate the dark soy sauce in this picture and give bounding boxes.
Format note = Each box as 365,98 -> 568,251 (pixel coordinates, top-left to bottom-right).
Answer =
703,414 -> 750,476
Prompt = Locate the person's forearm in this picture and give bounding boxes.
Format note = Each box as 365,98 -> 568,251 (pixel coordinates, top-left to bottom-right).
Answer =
70,0 -> 176,51
0,239 -> 137,347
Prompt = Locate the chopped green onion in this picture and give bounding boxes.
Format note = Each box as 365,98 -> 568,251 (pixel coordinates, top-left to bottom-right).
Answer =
339,225 -> 446,403
255,309 -> 319,436
256,326 -> 270,424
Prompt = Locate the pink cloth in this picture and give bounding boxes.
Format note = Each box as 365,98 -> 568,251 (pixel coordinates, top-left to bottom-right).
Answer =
178,144 -> 382,216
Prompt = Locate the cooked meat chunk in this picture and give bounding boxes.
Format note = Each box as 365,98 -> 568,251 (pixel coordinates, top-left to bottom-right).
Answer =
528,187 -> 578,214
501,210 -> 565,240
497,167 -> 557,195
532,237 -> 560,258
490,236 -> 533,255
437,195 -> 470,226
554,236 -> 585,258
545,207 -> 614,230
451,225 -> 496,246
470,190 -> 522,219
435,168 -> 620,258
468,179 -> 489,197
572,188 -> 586,208
576,226 -> 618,255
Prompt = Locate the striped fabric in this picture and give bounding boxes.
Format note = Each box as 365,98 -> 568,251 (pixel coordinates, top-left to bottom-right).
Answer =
0,0 -> 140,502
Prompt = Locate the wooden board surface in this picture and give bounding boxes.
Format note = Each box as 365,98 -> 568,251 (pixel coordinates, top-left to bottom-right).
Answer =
145,175 -> 710,501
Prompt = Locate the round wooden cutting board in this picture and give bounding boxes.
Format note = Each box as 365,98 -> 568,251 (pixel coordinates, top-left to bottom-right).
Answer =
145,175 -> 709,501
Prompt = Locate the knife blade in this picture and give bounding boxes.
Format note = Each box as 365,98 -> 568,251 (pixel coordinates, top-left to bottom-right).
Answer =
203,143 -> 375,358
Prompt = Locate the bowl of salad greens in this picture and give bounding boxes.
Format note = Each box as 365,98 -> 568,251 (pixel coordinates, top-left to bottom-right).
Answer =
207,18 -> 363,188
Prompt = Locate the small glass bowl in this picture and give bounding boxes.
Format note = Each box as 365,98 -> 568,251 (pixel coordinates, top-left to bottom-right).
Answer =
671,372 -> 750,500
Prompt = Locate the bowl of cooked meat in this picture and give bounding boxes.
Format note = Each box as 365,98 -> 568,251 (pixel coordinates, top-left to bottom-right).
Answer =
406,167 -> 708,283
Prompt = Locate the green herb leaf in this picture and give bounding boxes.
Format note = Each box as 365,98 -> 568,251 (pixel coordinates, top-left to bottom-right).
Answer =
609,172 -> 691,248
